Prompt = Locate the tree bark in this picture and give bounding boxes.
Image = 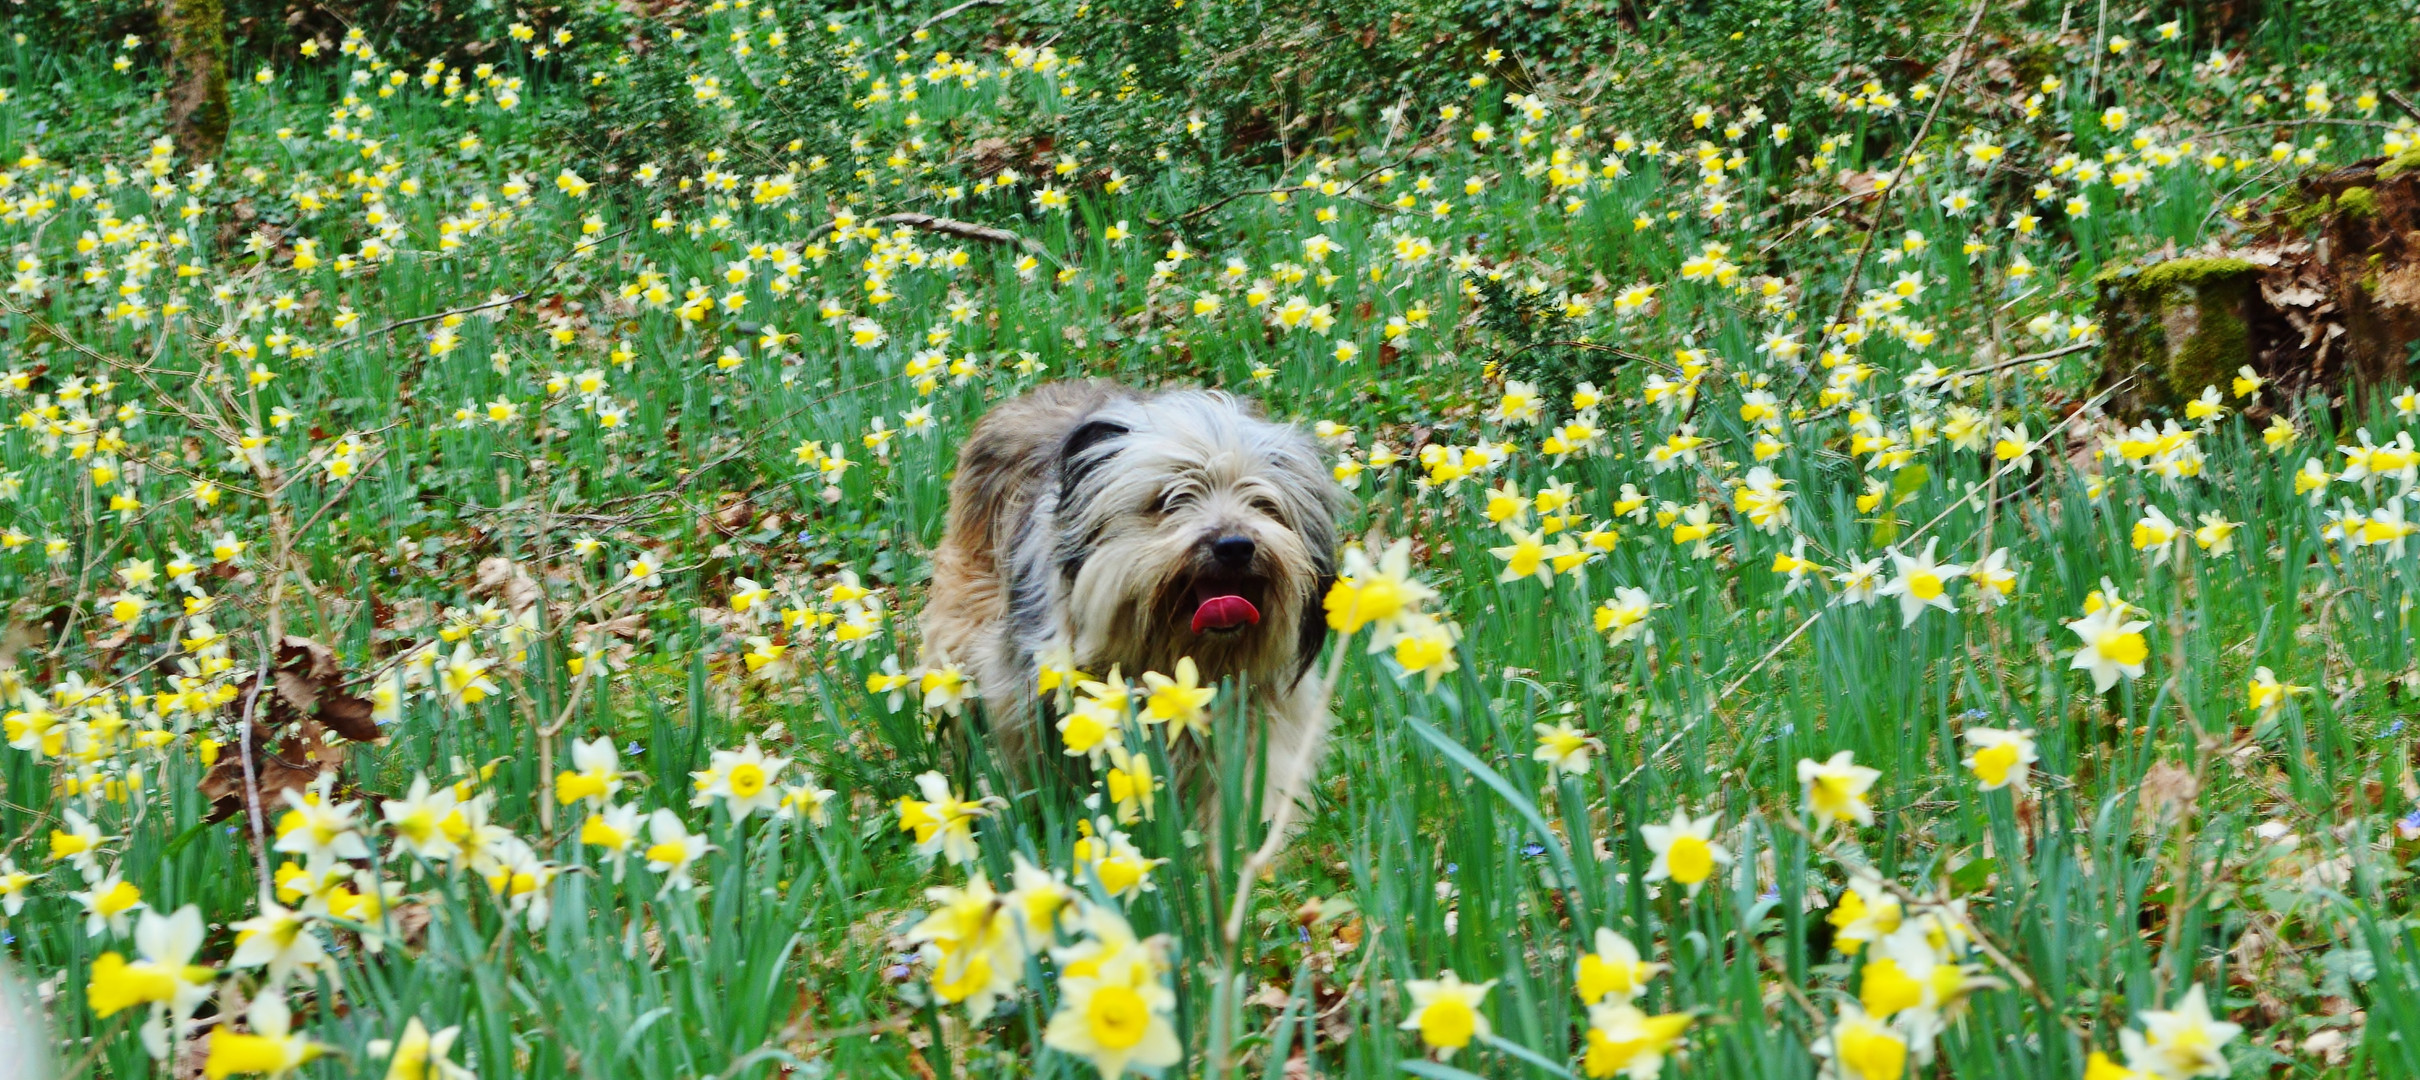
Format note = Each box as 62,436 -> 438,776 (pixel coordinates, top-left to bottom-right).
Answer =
161,0 -> 231,163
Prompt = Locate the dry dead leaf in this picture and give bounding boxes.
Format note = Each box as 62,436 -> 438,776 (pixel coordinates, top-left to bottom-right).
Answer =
2139,761 -> 2200,828
272,637 -> 381,744
199,638 -> 381,820
476,556 -> 543,614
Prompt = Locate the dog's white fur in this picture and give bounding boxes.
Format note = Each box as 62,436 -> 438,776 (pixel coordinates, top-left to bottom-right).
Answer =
922,380 -> 1349,814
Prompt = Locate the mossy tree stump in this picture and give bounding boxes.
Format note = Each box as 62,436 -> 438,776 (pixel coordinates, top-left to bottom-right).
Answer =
2096,257 -> 2263,414
161,0 -> 231,163
2307,152 -> 2420,391
2096,151 -> 2420,418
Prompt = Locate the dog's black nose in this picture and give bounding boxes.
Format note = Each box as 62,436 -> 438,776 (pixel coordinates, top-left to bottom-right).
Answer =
1210,535 -> 1256,568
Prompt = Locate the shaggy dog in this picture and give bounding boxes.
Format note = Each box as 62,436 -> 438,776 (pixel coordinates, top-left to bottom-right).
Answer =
922,380 -> 1349,816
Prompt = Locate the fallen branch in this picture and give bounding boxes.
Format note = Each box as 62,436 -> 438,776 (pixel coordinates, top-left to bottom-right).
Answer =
2389,90 -> 2420,125
818,212 -> 1065,270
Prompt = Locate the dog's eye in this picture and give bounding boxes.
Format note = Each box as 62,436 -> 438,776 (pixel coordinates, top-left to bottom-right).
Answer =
1155,490 -> 1193,514
1249,496 -> 1282,518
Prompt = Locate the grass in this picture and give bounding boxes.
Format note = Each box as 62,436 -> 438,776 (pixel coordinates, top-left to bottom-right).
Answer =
3,5 -> 2420,1079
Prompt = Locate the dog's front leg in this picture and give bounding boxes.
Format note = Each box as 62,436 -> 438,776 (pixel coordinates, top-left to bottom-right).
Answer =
1257,675 -> 1335,829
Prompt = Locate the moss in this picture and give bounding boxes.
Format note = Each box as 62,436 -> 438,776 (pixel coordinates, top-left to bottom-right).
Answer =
2162,278 -> 2251,399
2285,194 -> 2335,232
161,0 -> 230,162
2098,257 -> 2263,404
2128,256 -> 2260,294
2267,188 -> 2315,227
2337,185 -> 2379,218
2381,148 -> 2420,181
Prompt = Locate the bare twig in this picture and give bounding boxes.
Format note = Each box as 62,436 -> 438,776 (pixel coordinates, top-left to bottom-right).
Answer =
1176,184 -> 1313,224
234,643 -> 277,900
318,228 -> 632,354
879,0 -> 1004,53
1767,809 -> 2089,1039
2086,0 -> 2109,102
1756,189 -> 1882,256
1171,136 -> 1447,228
774,1013 -> 916,1046
1500,338 -> 1676,375
2387,90 -> 2420,125
1611,375 -> 2134,793
1801,0 -> 1995,390
287,445 -> 392,539
813,212 -> 1064,270
2188,118 -> 2406,142
1943,339 -> 2099,381
1606,609 -> 1823,795
538,622 -> 610,837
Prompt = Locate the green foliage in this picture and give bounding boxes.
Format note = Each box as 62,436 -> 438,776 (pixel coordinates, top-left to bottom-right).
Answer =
1470,275 -> 1622,415
6,2 -> 2420,1079
2252,0 -> 2420,84
2129,256 -> 2262,294
543,32 -> 712,183
2380,148 -> 2420,181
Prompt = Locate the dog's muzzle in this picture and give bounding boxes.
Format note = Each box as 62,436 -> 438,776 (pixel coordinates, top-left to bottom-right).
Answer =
1189,535 -> 1265,633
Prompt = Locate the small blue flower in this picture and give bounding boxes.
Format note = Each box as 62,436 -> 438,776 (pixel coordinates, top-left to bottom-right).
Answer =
1520,843 -> 1547,858
2390,719 -> 2406,736
1444,862 -> 1457,875
627,741 -> 645,756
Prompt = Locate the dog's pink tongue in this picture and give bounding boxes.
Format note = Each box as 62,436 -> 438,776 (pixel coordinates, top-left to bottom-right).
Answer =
1192,594 -> 1261,632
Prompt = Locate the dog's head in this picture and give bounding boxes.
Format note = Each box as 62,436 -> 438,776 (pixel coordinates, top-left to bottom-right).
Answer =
1051,390 -> 1348,689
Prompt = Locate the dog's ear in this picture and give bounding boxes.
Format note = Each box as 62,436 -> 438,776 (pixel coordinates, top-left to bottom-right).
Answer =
1296,543 -> 1337,682
1296,571 -> 1335,682
1058,417 -> 1128,500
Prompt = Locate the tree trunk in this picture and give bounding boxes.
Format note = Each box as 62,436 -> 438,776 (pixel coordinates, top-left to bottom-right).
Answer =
161,0 -> 231,163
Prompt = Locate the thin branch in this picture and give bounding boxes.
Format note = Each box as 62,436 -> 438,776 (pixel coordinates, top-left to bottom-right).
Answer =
318,227 -> 633,354
879,0 -> 1005,53
2387,90 -> 2420,125
1800,0 -> 1995,392
1767,809 -> 2089,1039
1756,189 -> 1881,256
234,642 -> 277,900
287,445 -> 390,539
320,292 -> 527,354
1498,338 -> 1677,376
1943,339 -> 2099,380
814,212 -> 1065,270
1170,135 -> 1448,228
1611,375 -> 2134,794
2188,117 -> 2406,143
1606,609 -> 1822,795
